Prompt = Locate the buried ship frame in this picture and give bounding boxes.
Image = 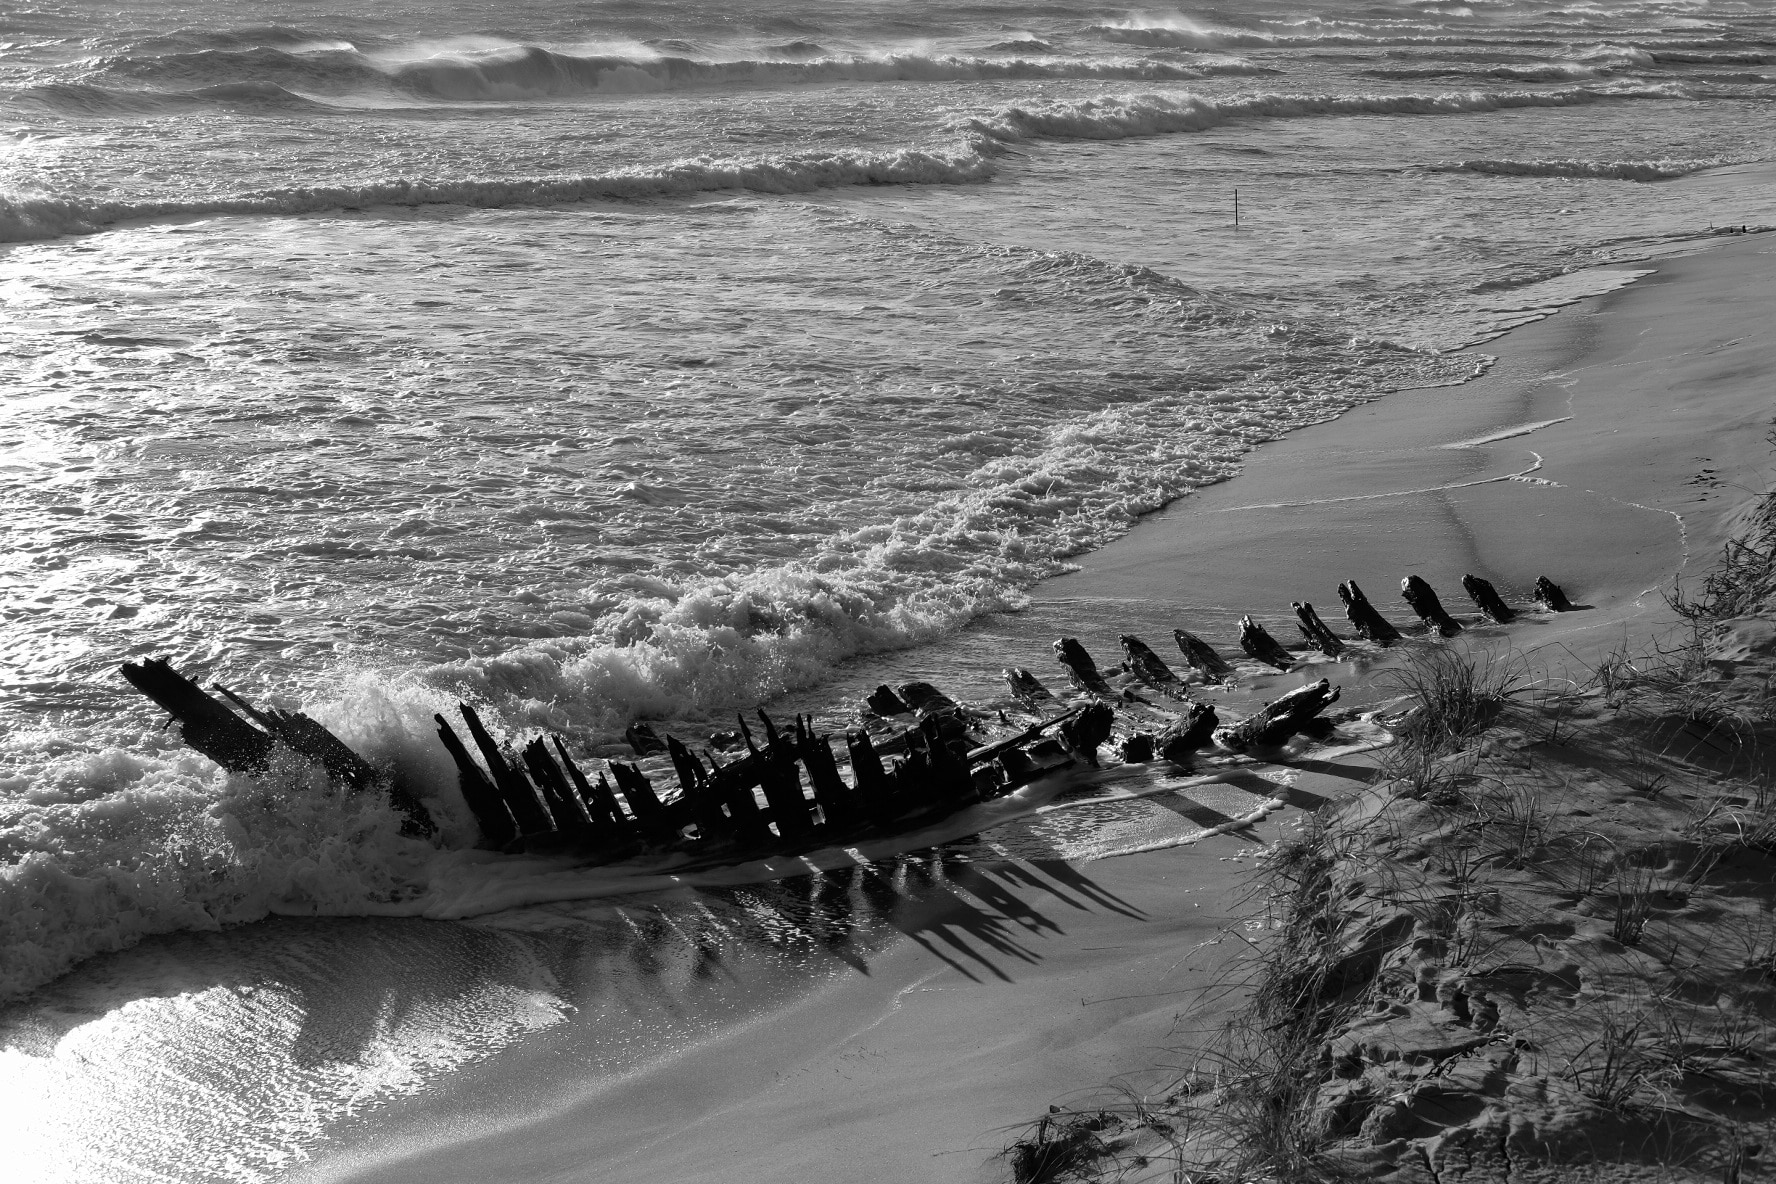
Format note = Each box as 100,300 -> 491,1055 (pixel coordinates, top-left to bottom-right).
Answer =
117,572 -> 1582,865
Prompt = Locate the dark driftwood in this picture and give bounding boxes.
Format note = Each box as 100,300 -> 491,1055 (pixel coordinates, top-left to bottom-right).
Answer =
555,738 -> 633,842
1462,574 -> 1515,624
708,754 -> 771,844
746,713 -> 815,839
459,704 -> 553,836
1004,667 -> 1056,710
624,722 -> 667,756
1119,734 -> 1155,762
1217,679 -> 1341,750
1058,701 -> 1116,767
1401,575 -> 1462,637
433,714 -> 518,847
523,739 -> 594,835
1054,637 -> 1113,695
1291,602 -> 1345,658
1156,702 -> 1219,764
865,685 -> 912,716
1535,576 -> 1577,612
1337,580 -> 1401,643
609,761 -> 677,843
1238,616 -> 1294,671
796,716 -> 855,828
898,682 -> 960,718
121,659 -> 273,773
1119,635 -> 1191,699
1172,629 -> 1233,679
668,736 -> 732,841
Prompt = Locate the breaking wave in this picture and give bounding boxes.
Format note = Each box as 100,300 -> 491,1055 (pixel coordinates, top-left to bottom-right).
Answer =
1,83 -> 1681,244
74,42 -> 1277,102
1433,155 -> 1738,181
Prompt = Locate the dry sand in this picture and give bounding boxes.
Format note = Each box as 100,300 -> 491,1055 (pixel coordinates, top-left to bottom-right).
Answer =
305,232 -> 1776,1184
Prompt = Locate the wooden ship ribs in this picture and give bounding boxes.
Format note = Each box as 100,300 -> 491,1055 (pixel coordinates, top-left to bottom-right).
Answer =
117,569 -> 1582,863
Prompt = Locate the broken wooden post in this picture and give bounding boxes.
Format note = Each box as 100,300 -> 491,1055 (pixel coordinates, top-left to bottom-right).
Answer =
553,737 -> 634,842
1401,575 -> 1462,637
608,761 -> 678,844
921,716 -> 979,809
458,704 -> 553,835
1003,667 -> 1056,711
668,735 -> 733,841
748,713 -> 814,840
796,716 -> 855,829
845,730 -> 897,826
121,659 -> 273,773
1058,701 -> 1116,767
1461,574 -> 1515,623
1156,702 -> 1219,764
1172,629 -> 1233,679
1534,576 -> 1577,612
1291,602 -> 1345,658
624,722 -> 667,756
708,754 -> 771,844
866,685 -> 912,716
1119,635 -> 1191,699
216,685 -> 435,836
1216,679 -> 1341,750
1238,616 -> 1294,670
433,714 -> 518,848
1119,734 -> 1155,762
523,739 -> 595,835
1053,637 -> 1112,695
1337,579 -> 1402,643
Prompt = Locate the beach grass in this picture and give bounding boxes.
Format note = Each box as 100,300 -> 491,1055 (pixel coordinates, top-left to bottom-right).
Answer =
1003,483 -> 1776,1183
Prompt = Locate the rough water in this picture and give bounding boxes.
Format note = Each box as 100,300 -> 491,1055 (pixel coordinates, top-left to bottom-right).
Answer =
3,0 -> 1776,1176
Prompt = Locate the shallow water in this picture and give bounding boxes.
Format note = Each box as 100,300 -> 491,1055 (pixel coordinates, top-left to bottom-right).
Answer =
3,0 -> 1776,1175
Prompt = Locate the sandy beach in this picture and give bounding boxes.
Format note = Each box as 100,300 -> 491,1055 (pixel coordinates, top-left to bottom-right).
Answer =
259,225 -> 1776,1184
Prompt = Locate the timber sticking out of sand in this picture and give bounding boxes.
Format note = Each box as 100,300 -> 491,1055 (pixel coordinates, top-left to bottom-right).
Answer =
1000,235 -> 1776,1184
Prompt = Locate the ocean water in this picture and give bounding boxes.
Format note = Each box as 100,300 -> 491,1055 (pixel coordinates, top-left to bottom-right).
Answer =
3,0 -> 1776,1175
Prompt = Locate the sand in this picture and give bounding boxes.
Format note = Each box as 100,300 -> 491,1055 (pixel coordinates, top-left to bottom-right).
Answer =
275,229 -> 1776,1184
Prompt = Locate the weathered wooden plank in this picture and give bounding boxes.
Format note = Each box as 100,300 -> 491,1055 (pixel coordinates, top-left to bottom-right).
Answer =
1534,575 -> 1577,612
458,704 -> 554,835
1216,679 -> 1340,750
553,737 -> 634,842
1156,702 -> 1219,764
1401,575 -> 1462,637
796,716 -> 855,829
708,752 -> 772,845
1119,635 -> 1192,699
433,714 -> 518,848
865,685 -> 912,717
1053,637 -> 1113,695
1337,579 -> 1402,643
1238,616 -> 1294,671
668,735 -> 733,841
1172,629 -> 1234,679
523,739 -> 595,834
746,713 -> 814,840
1057,701 -> 1116,767
608,761 -> 678,844
1461,574 -> 1515,623
1291,602 -> 1346,658
120,658 -> 273,773
1003,666 -> 1057,711
845,730 -> 899,825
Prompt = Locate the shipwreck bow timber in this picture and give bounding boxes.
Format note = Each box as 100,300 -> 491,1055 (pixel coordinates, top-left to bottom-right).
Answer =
118,572 -> 1579,864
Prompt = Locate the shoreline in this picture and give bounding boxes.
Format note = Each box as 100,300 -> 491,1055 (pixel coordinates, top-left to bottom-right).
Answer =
297,235 -> 1776,1182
